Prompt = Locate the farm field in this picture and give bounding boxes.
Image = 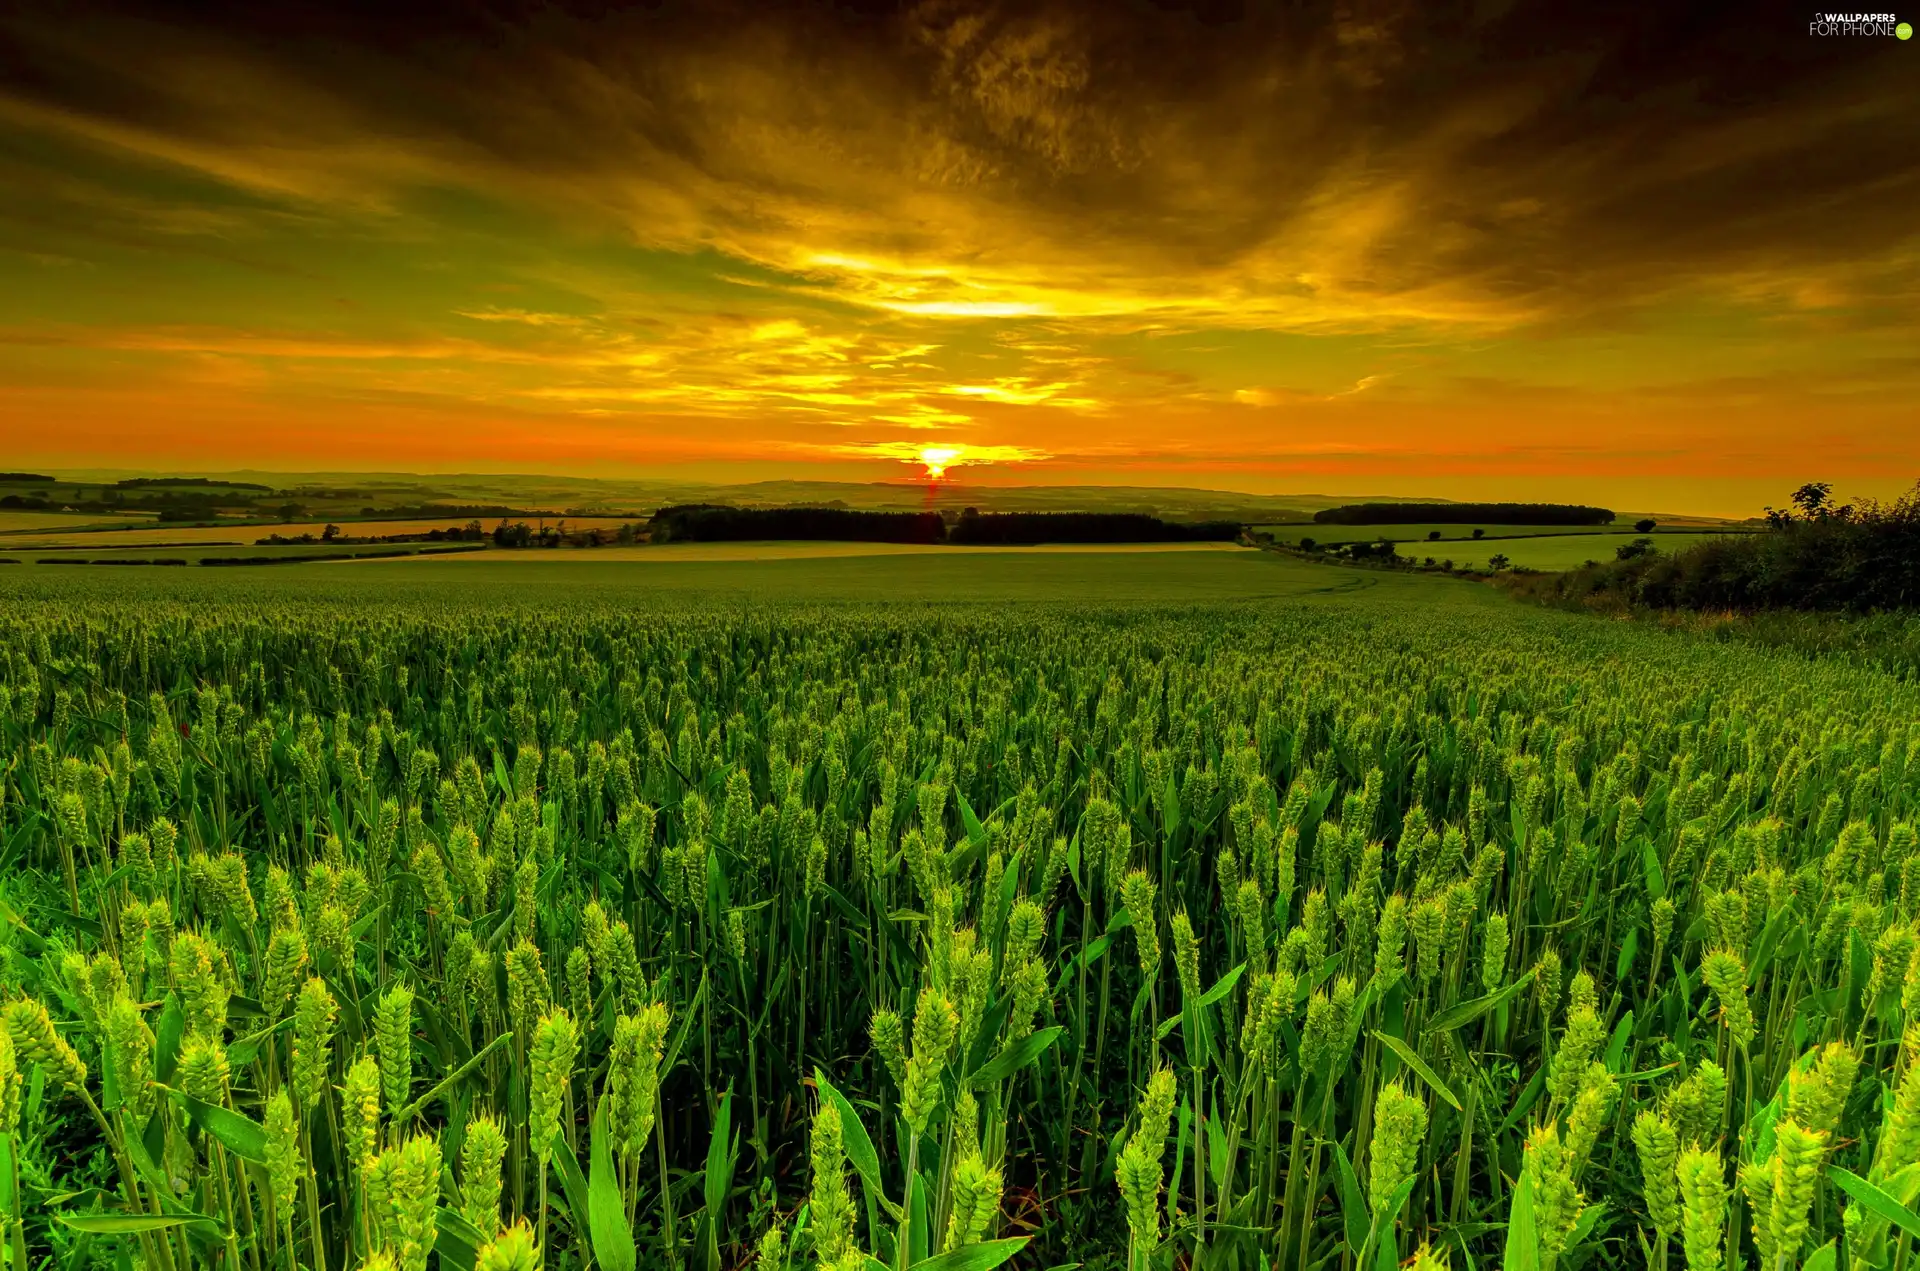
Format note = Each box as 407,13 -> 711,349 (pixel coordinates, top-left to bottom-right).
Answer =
1257,522 -> 1754,546
0,543 -> 1351,601
5,543 -> 488,566
342,543 -> 1360,602
0,510 -> 158,533
400,540 -> 1258,561
3,542 -> 1253,578
1421,532 -> 1744,571
1,561 -> 1914,1271
1258,522 -> 1620,543
3,516 -> 642,548
3,544 -> 1273,591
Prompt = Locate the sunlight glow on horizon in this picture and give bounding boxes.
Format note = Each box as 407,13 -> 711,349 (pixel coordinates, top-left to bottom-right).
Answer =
917,446 -> 963,480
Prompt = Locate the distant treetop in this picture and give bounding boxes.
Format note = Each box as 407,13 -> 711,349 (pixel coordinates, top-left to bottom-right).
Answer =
645,504 -> 1240,545
0,473 -> 54,483
649,504 -> 944,544
947,511 -> 1239,545
1313,502 -> 1615,526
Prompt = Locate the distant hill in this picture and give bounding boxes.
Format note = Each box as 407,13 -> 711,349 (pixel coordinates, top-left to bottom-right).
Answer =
26,469 -> 1747,527
116,476 -> 274,491
31,469 -> 1447,521
710,480 -> 1431,520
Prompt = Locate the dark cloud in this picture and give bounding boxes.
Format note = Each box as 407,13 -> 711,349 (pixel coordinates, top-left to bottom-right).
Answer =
0,0 -> 1910,331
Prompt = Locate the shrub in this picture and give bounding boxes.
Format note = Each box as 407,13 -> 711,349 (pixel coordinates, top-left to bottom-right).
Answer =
1616,538 -> 1656,561
1542,482 -> 1920,613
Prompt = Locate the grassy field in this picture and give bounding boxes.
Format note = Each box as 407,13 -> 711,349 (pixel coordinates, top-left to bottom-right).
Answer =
1414,532 -> 1743,571
2,515 -> 641,547
0,510 -> 158,533
8,543 -> 488,566
0,549 -> 1344,602
348,543 -> 1419,602
1256,522 -> 1753,545
4,556 -> 1914,1271
1258,522 -> 1612,543
412,541 -> 1256,561
0,542 -> 1399,602
0,528 -> 1749,584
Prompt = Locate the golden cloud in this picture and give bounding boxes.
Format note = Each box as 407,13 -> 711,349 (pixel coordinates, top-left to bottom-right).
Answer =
812,439 -> 1052,466
8,1 -> 1910,340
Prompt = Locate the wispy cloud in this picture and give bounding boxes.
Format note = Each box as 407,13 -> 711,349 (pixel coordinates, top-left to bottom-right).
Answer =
812,440 -> 1052,466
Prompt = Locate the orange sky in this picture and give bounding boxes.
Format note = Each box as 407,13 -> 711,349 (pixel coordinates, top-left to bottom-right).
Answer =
0,0 -> 1914,518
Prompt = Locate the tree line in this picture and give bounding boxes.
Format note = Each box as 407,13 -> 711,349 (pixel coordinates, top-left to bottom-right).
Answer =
948,510 -> 1240,544
647,505 -> 1242,545
649,505 -> 946,544
1313,502 -> 1614,525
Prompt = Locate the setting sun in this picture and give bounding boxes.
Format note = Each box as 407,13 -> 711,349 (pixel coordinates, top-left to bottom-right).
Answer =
918,446 -> 962,480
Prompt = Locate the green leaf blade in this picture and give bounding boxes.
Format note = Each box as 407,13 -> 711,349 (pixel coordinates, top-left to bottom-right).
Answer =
906,1236 -> 1031,1271
164,1086 -> 268,1163
1372,1031 -> 1462,1111
1423,967 -> 1538,1036
1830,1166 -> 1920,1242
967,1026 -> 1065,1089
56,1213 -> 200,1234
589,1099 -> 637,1271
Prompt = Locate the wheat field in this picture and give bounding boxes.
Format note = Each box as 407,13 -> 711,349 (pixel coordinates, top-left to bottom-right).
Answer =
1,572 -> 1915,1271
